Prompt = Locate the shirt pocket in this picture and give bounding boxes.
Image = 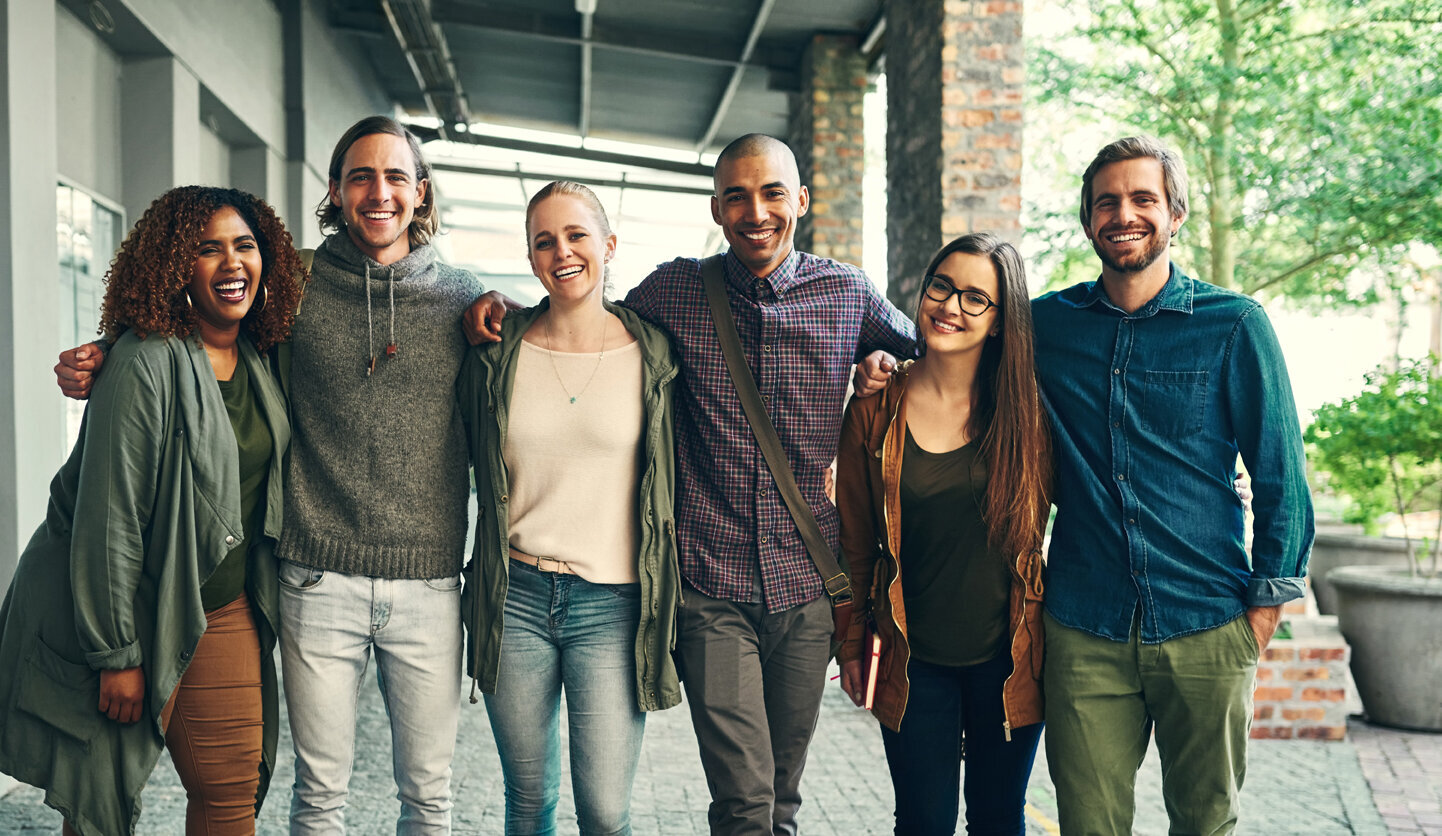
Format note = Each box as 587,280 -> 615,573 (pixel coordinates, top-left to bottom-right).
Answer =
1140,370 -> 1207,435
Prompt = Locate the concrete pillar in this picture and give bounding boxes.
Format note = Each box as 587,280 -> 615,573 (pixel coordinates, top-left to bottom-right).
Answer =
790,34 -> 867,268
121,56 -> 201,223
0,0 -> 60,589
885,0 -> 1024,306
232,144 -> 287,209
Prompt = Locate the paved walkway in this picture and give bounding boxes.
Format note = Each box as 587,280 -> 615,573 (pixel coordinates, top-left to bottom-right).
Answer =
2,660 -> 1438,834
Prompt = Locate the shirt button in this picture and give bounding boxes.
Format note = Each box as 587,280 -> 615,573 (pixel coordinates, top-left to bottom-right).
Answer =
1128,518 -> 1137,525
763,395 -> 771,404
500,494 -> 509,503
763,344 -> 772,352
1113,369 -> 1121,375
759,488 -> 768,497
761,535 -> 770,544
224,535 -> 236,545
1116,474 -> 1125,481
1113,422 -> 1121,428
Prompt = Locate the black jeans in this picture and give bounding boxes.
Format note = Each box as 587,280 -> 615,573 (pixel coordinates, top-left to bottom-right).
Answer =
880,652 -> 1042,836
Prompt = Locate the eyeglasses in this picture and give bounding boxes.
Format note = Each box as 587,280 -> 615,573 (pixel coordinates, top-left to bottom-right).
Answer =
922,275 -> 998,317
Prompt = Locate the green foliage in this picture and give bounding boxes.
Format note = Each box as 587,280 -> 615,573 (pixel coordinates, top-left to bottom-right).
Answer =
1306,358 -> 1442,574
1029,0 -> 1442,305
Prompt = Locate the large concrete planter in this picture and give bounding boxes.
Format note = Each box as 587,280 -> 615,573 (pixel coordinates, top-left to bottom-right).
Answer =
1331,565 -> 1442,731
1307,531 -> 1411,615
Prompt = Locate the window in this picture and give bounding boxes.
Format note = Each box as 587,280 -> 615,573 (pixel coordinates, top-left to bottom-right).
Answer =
56,181 -> 122,452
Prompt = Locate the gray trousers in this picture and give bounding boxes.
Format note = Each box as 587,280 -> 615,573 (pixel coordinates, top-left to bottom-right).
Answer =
675,581 -> 834,836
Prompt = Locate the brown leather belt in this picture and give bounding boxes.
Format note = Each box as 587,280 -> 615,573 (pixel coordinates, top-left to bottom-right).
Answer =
509,548 -> 578,575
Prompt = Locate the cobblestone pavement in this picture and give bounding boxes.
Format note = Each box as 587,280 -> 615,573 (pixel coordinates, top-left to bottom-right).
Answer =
1,661 -> 1434,834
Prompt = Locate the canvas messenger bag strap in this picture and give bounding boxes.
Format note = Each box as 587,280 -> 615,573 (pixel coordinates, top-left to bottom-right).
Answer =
698,253 -> 853,608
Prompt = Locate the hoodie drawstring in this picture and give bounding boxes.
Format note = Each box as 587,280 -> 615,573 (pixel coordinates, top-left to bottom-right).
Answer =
365,262 -> 376,375
387,270 -> 397,359
364,262 -> 399,376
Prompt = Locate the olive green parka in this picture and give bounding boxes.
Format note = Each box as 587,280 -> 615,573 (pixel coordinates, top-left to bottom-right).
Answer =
0,332 -> 289,836
457,300 -> 683,712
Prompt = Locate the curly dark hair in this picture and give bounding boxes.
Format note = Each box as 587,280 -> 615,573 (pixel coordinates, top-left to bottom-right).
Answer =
99,186 -> 305,352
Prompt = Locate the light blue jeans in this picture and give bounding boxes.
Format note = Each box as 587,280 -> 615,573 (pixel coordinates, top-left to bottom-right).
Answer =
278,559 -> 463,836
485,559 -> 646,836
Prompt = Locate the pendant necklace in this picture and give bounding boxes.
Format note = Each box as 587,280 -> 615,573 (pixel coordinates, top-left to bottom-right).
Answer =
545,310 -> 608,404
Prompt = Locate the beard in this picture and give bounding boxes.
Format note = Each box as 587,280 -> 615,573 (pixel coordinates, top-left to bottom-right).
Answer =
1091,227 -> 1170,275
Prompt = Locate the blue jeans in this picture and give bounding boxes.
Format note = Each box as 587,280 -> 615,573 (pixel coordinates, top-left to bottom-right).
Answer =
277,560 -> 463,835
880,652 -> 1042,836
485,559 -> 646,835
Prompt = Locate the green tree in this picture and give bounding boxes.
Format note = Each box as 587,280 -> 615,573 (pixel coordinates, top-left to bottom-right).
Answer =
1029,0 -> 1442,304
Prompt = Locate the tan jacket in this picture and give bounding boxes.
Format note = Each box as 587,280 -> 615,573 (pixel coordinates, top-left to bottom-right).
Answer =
835,370 -> 1045,735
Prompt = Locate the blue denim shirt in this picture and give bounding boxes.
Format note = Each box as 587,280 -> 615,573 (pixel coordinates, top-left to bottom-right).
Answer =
1032,265 -> 1313,643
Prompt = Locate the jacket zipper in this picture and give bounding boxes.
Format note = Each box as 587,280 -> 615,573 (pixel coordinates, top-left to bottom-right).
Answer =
880,387 -> 911,726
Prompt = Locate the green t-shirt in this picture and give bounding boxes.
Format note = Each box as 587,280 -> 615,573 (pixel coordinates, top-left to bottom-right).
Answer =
201,357 -> 273,612
897,427 -> 1010,667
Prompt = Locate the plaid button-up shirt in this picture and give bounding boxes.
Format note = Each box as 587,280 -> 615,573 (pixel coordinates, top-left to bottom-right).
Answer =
625,249 -> 916,612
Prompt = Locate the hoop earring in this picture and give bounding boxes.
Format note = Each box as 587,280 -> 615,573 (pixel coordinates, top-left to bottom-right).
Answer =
254,284 -> 267,313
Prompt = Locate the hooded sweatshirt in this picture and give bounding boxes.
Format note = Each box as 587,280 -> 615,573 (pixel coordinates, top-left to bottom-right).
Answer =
276,231 -> 484,579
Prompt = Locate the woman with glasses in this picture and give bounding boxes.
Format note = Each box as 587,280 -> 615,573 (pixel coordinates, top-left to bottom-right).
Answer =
835,232 -> 1051,835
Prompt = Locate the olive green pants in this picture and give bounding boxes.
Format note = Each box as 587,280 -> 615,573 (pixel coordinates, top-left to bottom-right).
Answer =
1043,611 -> 1259,836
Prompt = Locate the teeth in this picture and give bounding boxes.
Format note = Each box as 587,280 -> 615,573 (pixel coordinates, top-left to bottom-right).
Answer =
743,231 -> 773,241
931,319 -> 962,333
554,266 -> 584,279
363,211 -> 394,220
215,280 -> 246,291
1109,232 -> 1144,243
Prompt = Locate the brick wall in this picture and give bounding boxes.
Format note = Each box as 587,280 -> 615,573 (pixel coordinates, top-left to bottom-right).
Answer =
791,35 -> 868,268
885,0 -> 1024,309
1250,594 -> 1355,741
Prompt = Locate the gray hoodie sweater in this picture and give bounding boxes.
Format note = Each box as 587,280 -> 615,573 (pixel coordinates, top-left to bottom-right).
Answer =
276,231 -> 484,579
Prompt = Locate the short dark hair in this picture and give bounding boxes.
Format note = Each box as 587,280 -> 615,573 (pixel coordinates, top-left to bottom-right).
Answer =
1079,135 -> 1189,231
316,115 -> 438,247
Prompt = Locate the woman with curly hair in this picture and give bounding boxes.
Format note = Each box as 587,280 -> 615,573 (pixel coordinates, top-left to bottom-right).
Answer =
0,186 -> 303,835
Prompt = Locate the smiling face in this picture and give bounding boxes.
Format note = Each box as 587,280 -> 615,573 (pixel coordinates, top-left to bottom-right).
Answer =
1083,156 -> 1183,279
917,251 -> 1000,356
527,194 -> 616,307
188,206 -> 262,342
328,131 -> 428,265
710,146 -> 809,279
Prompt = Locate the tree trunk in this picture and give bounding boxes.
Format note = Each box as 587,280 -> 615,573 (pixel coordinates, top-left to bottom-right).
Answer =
1208,0 -> 1240,290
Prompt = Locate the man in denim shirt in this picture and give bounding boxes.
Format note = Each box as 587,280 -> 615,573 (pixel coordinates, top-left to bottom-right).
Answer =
1032,136 -> 1314,834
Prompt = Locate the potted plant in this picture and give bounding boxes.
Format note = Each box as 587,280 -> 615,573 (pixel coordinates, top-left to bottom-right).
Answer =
1305,357 -> 1442,731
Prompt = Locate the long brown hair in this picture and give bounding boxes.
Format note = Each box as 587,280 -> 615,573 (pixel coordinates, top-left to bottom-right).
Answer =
99,186 -> 303,351
913,232 -> 1052,557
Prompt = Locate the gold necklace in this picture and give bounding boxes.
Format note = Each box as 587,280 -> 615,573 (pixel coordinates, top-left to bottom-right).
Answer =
544,310 -> 608,404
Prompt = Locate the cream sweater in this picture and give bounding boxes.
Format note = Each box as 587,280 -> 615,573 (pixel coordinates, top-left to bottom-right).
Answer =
503,340 -> 644,583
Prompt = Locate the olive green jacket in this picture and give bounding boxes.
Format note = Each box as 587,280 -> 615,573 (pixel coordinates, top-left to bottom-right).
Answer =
0,332 -> 289,836
457,300 -> 683,711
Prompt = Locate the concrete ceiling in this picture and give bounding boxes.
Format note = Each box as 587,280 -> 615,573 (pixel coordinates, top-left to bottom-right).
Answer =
327,0 -> 884,160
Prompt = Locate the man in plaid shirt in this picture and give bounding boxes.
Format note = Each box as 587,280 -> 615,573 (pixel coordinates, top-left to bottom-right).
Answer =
628,134 -> 913,835
474,134 -> 914,834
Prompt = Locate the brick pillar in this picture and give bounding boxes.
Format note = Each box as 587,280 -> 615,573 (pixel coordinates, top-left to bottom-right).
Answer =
790,34 -> 867,268
885,0 -> 1024,307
